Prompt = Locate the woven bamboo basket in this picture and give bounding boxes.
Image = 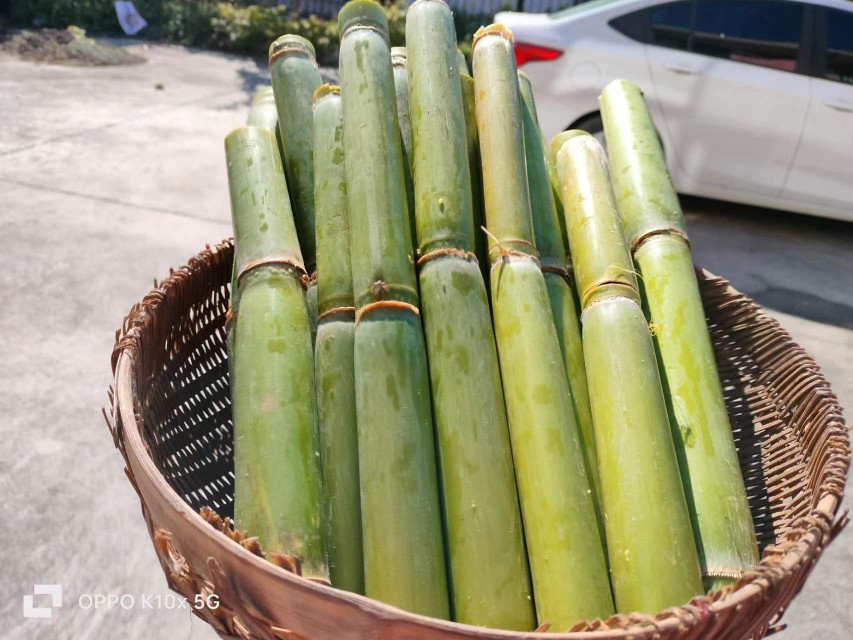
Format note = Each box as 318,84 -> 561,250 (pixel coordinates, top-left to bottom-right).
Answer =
106,239 -> 849,640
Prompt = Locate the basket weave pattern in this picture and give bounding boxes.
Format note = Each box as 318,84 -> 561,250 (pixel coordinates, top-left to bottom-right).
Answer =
107,240 -> 849,640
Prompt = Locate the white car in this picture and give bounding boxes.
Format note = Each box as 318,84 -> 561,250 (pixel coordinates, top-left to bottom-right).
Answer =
497,0 -> 853,221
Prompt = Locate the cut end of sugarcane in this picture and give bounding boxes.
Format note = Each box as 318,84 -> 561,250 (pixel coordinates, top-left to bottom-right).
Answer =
599,78 -> 644,104
313,83 -> 341,105
269,34 -> 317,66
473,23 -> 514,48
338,0 -> 389,39
391,46 -> 407,66
549,130 -> 591,168
251,86 -> 274,103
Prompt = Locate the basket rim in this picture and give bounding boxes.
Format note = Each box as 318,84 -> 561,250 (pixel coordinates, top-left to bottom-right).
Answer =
109,239 -> 851,639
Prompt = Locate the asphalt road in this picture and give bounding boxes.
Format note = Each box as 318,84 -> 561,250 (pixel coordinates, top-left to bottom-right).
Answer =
1,42 -> 850,640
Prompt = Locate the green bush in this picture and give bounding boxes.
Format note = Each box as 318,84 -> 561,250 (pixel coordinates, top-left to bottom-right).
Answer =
9,1 -> 490,67
11,0 -> 166,33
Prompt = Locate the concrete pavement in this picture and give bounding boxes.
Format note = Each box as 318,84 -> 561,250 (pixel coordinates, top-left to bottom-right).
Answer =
1,41 -> 849,640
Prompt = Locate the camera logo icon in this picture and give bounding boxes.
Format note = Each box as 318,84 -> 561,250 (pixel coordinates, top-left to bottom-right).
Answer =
23,584 -> 62,619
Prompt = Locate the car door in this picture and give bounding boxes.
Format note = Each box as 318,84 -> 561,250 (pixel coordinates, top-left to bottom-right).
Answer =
644,0 -> 811,197
784,5 -> 853,214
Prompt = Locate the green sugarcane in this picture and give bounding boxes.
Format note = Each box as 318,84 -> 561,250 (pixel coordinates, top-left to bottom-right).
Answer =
600,80 -> 758,592
407,1 -> 534,629
225,126 -> 327,579
247,86 -> 278,131
338,0 -> 448,618
517,72 -> 601,531
545,132 -> 572,256
247,85 -> 289,182
460,72 -> 489,286
473,24 -> 613,629
269,34 -> 322,336
456,47 -> 470,75
313,84 -> 364,594
553,130 -> 702,614
247,85 -> 289,176
391,47 -> 418,247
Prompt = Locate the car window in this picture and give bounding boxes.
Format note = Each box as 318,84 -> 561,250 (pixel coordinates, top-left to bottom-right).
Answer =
691,0 -> 803,73
649,2 -> 693,51
824,9 -> 853,85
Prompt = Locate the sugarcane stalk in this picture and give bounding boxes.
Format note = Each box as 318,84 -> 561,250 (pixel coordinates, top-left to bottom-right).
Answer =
553,130 -> 703,613
225,126 -> 326,579
247,85 -> 290,198
407,1 -> 534,629
473,24 -> 614,629
460,72 -> 489,285
517,72 -> 601,531
600,80 -> 758,592
312,84 -> 364,594
456,47 -> 470,75
338,0 -> 448,618
544,135 -> 572,264
247,86 -> 278,131
391,47 -> 418,247
269,34 -> 322,336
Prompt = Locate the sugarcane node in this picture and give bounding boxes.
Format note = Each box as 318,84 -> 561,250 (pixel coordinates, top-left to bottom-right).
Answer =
580,284 -> 641,312
236,256 -> 307,288
341,23 -> 390,44
481,226 -> 538,264
541,264 -> 573,281
338,0 -> 390,41
487,251 -> 542,271
268,34 -> 317,67
302,271 -> 318,288
313,84 -> 340,105
354,300 -> 420,326
316,306 -> 356,323
630,226 -> 691,254
415,247 -> 478,268
370,279 -> 390,298
391,46 -> 407,66
473,23 -> 514,48
224,307 -> 236,332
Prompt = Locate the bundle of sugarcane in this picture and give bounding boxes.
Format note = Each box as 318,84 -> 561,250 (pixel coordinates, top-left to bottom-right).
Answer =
600,80 -> 758,591
225,125 -> 327,580
337,0 -> 448,618
312,84 -> 364,594
472,24 -> 614,628
517,72 -> 601,532
405,0 -> 533,629
222,0 -> 761,630
551,130 -> 703,613
269,35 -> 323,334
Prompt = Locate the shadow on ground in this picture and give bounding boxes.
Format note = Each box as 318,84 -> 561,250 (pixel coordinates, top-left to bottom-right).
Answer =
682,196 -> 853,331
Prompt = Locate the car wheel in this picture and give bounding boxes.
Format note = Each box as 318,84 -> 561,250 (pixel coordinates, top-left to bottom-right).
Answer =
570,113 -> 666,158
